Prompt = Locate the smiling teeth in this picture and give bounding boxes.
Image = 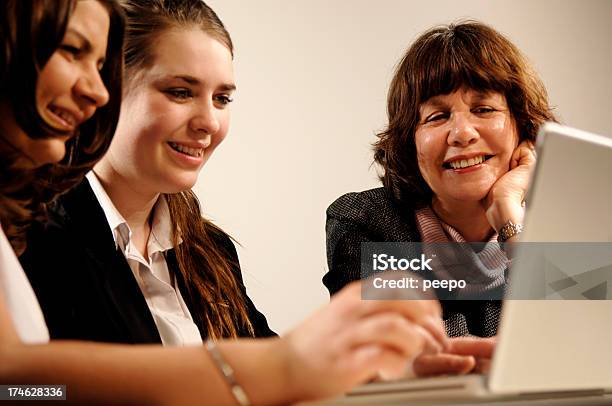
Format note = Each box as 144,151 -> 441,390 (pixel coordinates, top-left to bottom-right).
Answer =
169,142 -> 204,157
449,155 -> 485,169
49,106 -> 76,127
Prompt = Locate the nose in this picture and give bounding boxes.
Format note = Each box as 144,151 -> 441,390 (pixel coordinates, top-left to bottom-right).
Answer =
74,66 -> 110,109
447,112 -> 479,147
189,102 -> 220,136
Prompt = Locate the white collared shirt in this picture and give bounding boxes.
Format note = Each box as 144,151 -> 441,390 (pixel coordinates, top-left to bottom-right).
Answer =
86,171 -> 202,346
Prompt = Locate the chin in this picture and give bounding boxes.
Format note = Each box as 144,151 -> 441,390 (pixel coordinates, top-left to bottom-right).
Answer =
160,177 -> 198,194
448,189 -> 490,202
34,145 -> 67,166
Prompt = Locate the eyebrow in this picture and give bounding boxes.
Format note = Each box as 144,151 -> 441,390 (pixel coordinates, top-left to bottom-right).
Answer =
66,28 -> 92,51
421,97 -> 446,110
172,75 -> 236,91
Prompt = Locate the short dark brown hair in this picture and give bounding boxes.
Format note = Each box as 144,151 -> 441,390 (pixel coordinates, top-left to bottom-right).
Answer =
374,20 -> 556,209
0,0 -> 125,253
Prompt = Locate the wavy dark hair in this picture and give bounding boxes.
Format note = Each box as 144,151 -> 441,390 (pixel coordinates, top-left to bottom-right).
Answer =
0,0 -> 125,254
374,20 -> 557,209
120,0 -> 255,339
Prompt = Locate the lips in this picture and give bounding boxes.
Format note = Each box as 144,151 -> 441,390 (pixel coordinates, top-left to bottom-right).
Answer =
168,141 -> 205,158
443,154 -> 493,170
45,104 -> 82,131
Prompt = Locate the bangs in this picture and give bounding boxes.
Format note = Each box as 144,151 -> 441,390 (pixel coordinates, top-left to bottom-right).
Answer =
413,26 -> 517,105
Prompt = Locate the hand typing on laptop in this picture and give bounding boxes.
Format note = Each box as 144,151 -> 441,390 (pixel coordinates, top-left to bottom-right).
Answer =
413,336 -> 496,377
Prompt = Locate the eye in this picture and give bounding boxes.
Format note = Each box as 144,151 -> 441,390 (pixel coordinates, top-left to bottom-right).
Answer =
424,112 -> 448,123
165,88 -> 193,101
59,44 -> 82,58
214,94 -> 234,106
473,106 -> 497,114
97,58 -> 106,72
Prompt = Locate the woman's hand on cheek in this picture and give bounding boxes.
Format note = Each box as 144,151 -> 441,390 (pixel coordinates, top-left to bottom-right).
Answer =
281,280 -> 447,401
483,140 -> 537,231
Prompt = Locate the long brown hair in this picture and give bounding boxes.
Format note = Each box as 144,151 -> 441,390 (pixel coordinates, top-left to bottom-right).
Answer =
0,0 -> 125,254
374,20 -> 557,209
120,0 -> 253,339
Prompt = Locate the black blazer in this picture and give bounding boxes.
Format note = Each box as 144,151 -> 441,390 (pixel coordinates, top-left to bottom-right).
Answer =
21,178 -> 275,344
324,187 -> 501,337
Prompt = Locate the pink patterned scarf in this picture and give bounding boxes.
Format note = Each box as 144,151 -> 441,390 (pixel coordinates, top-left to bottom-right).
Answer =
414,206 -> 508,298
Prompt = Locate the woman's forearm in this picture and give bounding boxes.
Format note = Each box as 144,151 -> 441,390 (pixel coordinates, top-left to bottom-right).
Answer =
0,338 -> 296,405
0,282 -> 446,405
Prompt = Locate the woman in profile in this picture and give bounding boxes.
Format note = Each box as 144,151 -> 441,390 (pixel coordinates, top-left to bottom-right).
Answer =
1,0 -> 124,344
1,1 -> 446,404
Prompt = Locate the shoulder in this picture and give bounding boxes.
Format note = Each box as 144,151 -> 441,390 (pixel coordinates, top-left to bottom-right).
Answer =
45,177 -> 100,229
205,223 -> 239,262
327,187 -> 411,228
326,187 -> 420,242
58,176 -> 97,209
327,187 -> 391,220
23,177 -> 115,267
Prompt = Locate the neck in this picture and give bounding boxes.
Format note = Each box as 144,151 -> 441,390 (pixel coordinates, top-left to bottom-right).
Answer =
93,159 -> 159,256
431,197 -> 493,242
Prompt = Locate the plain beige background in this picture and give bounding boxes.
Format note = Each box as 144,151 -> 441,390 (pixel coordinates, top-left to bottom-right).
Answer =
196,0 -> 612,334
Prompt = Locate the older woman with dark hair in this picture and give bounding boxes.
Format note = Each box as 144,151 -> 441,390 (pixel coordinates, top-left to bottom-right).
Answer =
324,20 -> 556,374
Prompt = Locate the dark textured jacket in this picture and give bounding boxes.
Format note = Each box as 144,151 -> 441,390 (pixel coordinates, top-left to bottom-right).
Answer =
324,187 -> 501,337
21,178 -> 275,344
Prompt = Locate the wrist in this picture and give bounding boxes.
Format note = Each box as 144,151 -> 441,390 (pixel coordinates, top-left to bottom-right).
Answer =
486,198 -> 524,232
218,338 -> 298,406
274,336 -> 305,404
278,333 -> 326,404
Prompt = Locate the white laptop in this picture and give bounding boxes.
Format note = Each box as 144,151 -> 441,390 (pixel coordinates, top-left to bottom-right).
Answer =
337,123 -> 612,403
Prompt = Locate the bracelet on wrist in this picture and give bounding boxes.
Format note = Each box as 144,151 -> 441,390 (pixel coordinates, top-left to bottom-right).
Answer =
497,220 -> 523,243
206,340 -> 251,406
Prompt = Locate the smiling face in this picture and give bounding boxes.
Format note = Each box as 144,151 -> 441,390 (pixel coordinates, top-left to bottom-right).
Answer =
102,27 -> 234,194
415,88 -> 519,206
0,0 -> 110,168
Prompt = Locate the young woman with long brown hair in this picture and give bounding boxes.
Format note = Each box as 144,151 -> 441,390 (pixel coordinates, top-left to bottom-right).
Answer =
1,1 -> 447,404
22,0 -> 275,344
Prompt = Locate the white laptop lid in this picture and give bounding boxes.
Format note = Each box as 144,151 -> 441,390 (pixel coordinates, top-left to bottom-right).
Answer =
489,123 -> 612,394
